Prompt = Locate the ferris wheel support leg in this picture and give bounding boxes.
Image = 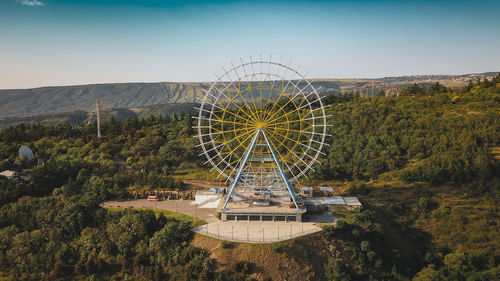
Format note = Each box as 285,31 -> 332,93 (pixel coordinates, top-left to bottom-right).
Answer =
261,130 -> 301,211
221,130 -> 261,210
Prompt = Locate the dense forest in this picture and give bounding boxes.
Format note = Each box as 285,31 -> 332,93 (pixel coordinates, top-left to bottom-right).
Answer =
0,74 -> 498,280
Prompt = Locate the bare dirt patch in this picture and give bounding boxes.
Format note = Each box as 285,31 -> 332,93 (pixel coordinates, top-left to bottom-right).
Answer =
191,232 -> 329,281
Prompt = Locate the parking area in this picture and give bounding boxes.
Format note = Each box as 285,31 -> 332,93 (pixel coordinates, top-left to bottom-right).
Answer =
103,199 -> 219,223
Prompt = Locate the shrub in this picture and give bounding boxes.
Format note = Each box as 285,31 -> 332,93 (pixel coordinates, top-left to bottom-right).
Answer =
221,240 -> 233,249
232,260 -> 253,274
272,242 -> 282,253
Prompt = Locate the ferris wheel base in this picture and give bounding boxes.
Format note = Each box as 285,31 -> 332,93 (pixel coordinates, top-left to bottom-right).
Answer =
218,199 -> 307,223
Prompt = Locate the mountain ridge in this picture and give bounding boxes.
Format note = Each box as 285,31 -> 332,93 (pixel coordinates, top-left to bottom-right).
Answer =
0,72 -> 497,118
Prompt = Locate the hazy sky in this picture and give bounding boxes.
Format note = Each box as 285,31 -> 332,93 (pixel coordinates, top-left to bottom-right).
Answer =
1,0 -> 499,89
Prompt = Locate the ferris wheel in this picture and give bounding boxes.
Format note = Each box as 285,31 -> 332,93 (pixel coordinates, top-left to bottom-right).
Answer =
195,56 -> 330,209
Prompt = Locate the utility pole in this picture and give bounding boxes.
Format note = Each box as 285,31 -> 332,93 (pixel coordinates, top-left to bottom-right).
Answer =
96,96 -> 101,138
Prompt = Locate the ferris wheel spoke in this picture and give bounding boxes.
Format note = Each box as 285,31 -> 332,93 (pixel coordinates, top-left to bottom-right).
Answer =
229,62 -> 252,90
283,160 -> 300,181
266,131 -> 306,162
264,95 -> 312,124
212,118 -> 250,127
203,88 -> 231,108
219,77 -> 258,123
247,85 -> 260,115
262,96 -> 297,123
198,131 -> 222,138
211,145 -> 243,172
198,143 -> 225,157
212,107 -> 254,124
297,142 -> 326,156
212,126 -> 251,135
233,84 -> 262,122
213,82 -> 257,123
266,132 -> 314,172
267,129 -> 308,152
271,72 -> 307,112
225,83 -> 253,108
222,129 -> 257,156
209,153 -> 231,171
192,115 -> 222,125
217,159 -> 236,179
309,138 -> 330,146
267,129 -> 322,164
213,129 -> 255,146
269,116 -> 314,127
263,79 -> 295,119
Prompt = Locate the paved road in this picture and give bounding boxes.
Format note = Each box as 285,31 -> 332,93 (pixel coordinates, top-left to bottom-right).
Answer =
103,199 -> 219,223
192,221 -> 322,243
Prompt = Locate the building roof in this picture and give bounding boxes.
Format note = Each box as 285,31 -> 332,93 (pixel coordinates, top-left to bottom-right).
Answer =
300,186 -> 313,191
0,170 -> 15,178
303,198 -> 323,205
343,197 -> 362,206
319,186 -> 333,192
323,196 -> 346,205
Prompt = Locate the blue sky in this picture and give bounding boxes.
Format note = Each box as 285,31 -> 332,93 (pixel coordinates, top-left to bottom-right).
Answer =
0,0 -> 499,89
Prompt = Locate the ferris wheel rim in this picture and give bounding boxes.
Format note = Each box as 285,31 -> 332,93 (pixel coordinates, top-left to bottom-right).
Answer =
195,57 -> 329,182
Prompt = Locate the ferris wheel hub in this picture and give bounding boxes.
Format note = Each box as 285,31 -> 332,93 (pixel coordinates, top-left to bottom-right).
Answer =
255,122 -> 266,129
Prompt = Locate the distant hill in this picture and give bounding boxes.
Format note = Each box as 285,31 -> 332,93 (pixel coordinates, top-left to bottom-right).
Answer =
0,82 -> 210,118
0,80 -> 360,118
0,72 -> 496,118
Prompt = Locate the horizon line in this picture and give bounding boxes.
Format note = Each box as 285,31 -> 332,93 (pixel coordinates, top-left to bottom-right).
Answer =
1,71 -> 498,91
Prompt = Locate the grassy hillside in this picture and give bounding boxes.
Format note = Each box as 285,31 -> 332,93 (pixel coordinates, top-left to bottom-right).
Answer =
0,75 -> 498,280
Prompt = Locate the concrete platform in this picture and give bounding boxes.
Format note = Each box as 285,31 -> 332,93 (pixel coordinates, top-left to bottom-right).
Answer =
192,221 -> 322,243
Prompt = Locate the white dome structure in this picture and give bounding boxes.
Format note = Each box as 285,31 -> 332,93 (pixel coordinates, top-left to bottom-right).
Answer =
19,145 -> 34,162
